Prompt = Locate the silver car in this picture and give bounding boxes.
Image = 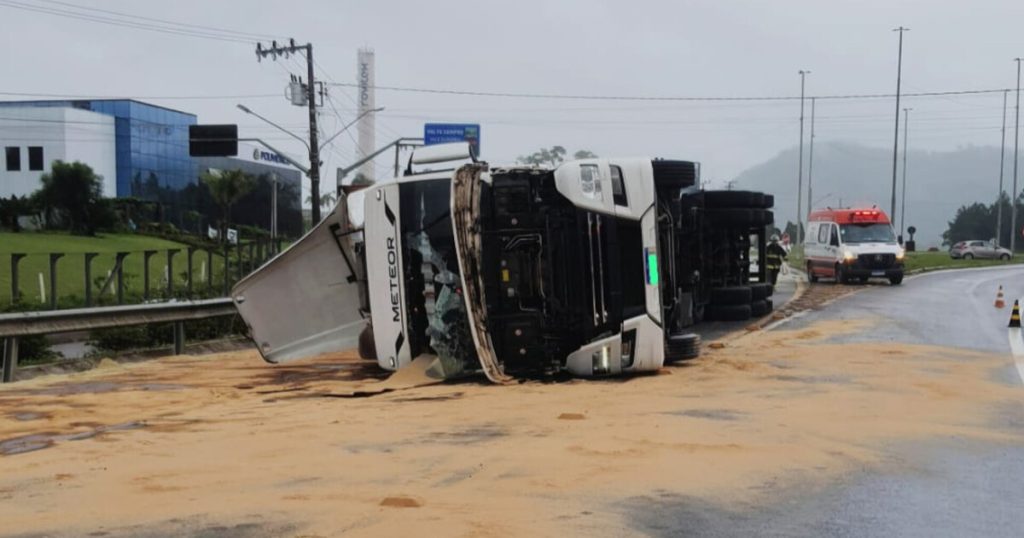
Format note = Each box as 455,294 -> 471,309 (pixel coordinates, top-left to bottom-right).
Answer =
949,240 -> 1012,260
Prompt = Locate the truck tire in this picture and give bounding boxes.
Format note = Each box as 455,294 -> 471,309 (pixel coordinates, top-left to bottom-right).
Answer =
753,209 -> 774,226
652,160 -> 698,190
751,299 -> 770,317
707,303 -> 752,322
706,208 -> 752,226
750,282 -> 774,300
762,194 -> 775,209
704,190 -> 763,208
711,285 -> 753,305
665,333 -> 701,363
358,324 -> 377,360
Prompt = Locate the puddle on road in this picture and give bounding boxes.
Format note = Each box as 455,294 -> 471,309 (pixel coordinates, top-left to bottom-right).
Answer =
0,421 -> 146,456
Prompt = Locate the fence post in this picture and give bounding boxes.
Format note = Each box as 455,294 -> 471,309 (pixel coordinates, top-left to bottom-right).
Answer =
222,244 -> 230,296
186,247 -> 196,297
84,252 -> 98,306
10,253 -> 25,304
236,242 -> 244,282
115,252 -> 128,305
247,242 -> 256,274
1,337 -> 17,383
48,253 -> 64,310
206,249 -> 214,292
143,250 -> 157,300
275,238 -> 283,256
173,321 -> 185,355
166,249 -> 179,296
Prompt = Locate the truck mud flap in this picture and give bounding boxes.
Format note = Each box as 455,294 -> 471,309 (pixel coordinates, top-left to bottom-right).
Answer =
451,164 -> 516,384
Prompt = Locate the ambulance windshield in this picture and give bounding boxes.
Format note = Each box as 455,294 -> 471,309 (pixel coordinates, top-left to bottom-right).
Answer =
840,223 -> 896,243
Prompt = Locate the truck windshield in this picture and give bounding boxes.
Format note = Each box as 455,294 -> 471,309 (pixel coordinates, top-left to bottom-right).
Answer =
840,223 -> 895,243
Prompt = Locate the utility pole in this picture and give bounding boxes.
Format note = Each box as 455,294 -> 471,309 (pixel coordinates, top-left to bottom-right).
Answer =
797,70 -> 810,243
270,172 -> 278,241
997,90 -> 1008,246
1013,58 -> 1022,253
255,39 -> 323,224
900,108 -> 911,242
890,26 -> 909,225
807,97 -> 816,222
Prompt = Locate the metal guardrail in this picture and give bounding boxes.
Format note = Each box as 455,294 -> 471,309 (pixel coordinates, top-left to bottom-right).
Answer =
0,298 -> 238,384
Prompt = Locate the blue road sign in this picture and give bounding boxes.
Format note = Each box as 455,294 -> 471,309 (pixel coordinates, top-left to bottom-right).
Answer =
424,123 -> 481,155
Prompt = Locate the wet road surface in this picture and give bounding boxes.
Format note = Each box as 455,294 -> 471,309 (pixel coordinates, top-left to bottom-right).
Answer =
633,265 -> 1024,537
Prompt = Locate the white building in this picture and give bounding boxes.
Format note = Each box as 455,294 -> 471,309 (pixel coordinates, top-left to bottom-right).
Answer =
0,106 -> 117,198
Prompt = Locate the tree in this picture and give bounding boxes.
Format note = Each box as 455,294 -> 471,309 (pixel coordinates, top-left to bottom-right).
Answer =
517,147 -> 598,166
201,169 -> 254,243
306,191 -> 336,210
573,150 -> 597,159
0,195 -> 34,232
32,160 -> 112,235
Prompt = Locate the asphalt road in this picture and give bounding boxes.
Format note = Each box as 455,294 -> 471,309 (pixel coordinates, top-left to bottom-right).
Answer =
628,265 -> 1024,537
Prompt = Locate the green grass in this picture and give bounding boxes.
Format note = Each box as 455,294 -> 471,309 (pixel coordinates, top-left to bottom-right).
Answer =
901,250 -> 1024,272
0,232 -> 231,307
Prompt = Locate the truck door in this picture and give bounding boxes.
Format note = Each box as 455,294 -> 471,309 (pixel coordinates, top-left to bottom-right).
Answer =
231,197 -> 367,364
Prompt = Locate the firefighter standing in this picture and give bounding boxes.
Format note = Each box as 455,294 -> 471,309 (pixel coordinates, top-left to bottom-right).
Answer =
766,234 -> 788,285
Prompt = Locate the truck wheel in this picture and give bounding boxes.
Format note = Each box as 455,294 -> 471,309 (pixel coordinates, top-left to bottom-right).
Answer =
704,190 -> 764,208
750,282 -> 774,300
665,333 -> 701,363
807,262 -> 819,283
706,208 -> 753,226
753,209 -> 774,226
750,299 -> 771,317
358,324 -> 377,360
835,264 -> 848,284
889,274 -> 904,285
707,303 -> 752,322
762,193 -> 775,209
652,160 -> 698,190
711,285 -> 753,305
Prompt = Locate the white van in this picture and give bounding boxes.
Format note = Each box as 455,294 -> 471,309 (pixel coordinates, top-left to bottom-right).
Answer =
804,207 -> 904,285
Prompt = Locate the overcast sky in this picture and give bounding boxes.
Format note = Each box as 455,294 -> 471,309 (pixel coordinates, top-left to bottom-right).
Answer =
4,0 -> 1024,200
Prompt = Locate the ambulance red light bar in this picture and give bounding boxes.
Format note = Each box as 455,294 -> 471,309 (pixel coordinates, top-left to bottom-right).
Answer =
850,210 -> 882,222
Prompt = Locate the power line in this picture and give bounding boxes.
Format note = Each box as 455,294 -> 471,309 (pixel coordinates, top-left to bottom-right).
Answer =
30,0 -> 283,40
0,91 -> 281,100
0,0 -> 256,43
326,81 -> 1011,102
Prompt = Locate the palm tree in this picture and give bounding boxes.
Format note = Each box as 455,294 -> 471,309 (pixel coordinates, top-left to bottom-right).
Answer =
201,169 -> 254,243
306,191 -> 337,211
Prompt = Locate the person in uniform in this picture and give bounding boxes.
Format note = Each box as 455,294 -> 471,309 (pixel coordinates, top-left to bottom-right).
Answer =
766,234 -> 788,285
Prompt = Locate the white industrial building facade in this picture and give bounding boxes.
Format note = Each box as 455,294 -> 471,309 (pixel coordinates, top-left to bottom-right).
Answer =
0,106 -> 117,198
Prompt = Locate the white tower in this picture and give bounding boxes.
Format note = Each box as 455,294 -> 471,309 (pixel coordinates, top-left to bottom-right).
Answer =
356,48 -> 376,182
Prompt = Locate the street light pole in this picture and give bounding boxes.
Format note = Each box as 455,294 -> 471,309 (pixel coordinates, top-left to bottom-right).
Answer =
807,97 -> 816,222
997,90 -> 1008,246
797,70 -> 810,243
270,172 -> 278,241
890,26 -> 909,225
319,107 -> 384,151
900,108 -> 911,242
1012,58 -> 1022,253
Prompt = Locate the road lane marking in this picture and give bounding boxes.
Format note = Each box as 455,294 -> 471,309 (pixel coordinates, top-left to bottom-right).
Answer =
1006,326 -> 1024,385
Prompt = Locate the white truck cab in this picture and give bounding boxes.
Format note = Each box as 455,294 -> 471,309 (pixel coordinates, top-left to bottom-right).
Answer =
805,207 -> 905,285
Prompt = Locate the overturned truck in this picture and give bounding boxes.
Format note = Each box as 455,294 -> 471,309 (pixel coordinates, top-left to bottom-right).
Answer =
232,146 -> 774,383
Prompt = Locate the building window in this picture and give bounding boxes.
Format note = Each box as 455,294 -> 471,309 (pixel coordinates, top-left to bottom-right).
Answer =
5,147 -> 19,171
28,147 -> 44,171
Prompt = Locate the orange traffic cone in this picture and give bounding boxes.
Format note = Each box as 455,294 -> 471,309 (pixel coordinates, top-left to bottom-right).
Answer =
996,286 -> 1006,309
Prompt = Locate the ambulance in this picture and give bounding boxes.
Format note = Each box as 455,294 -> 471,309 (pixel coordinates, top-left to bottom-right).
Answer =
804,207 -> 904,285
